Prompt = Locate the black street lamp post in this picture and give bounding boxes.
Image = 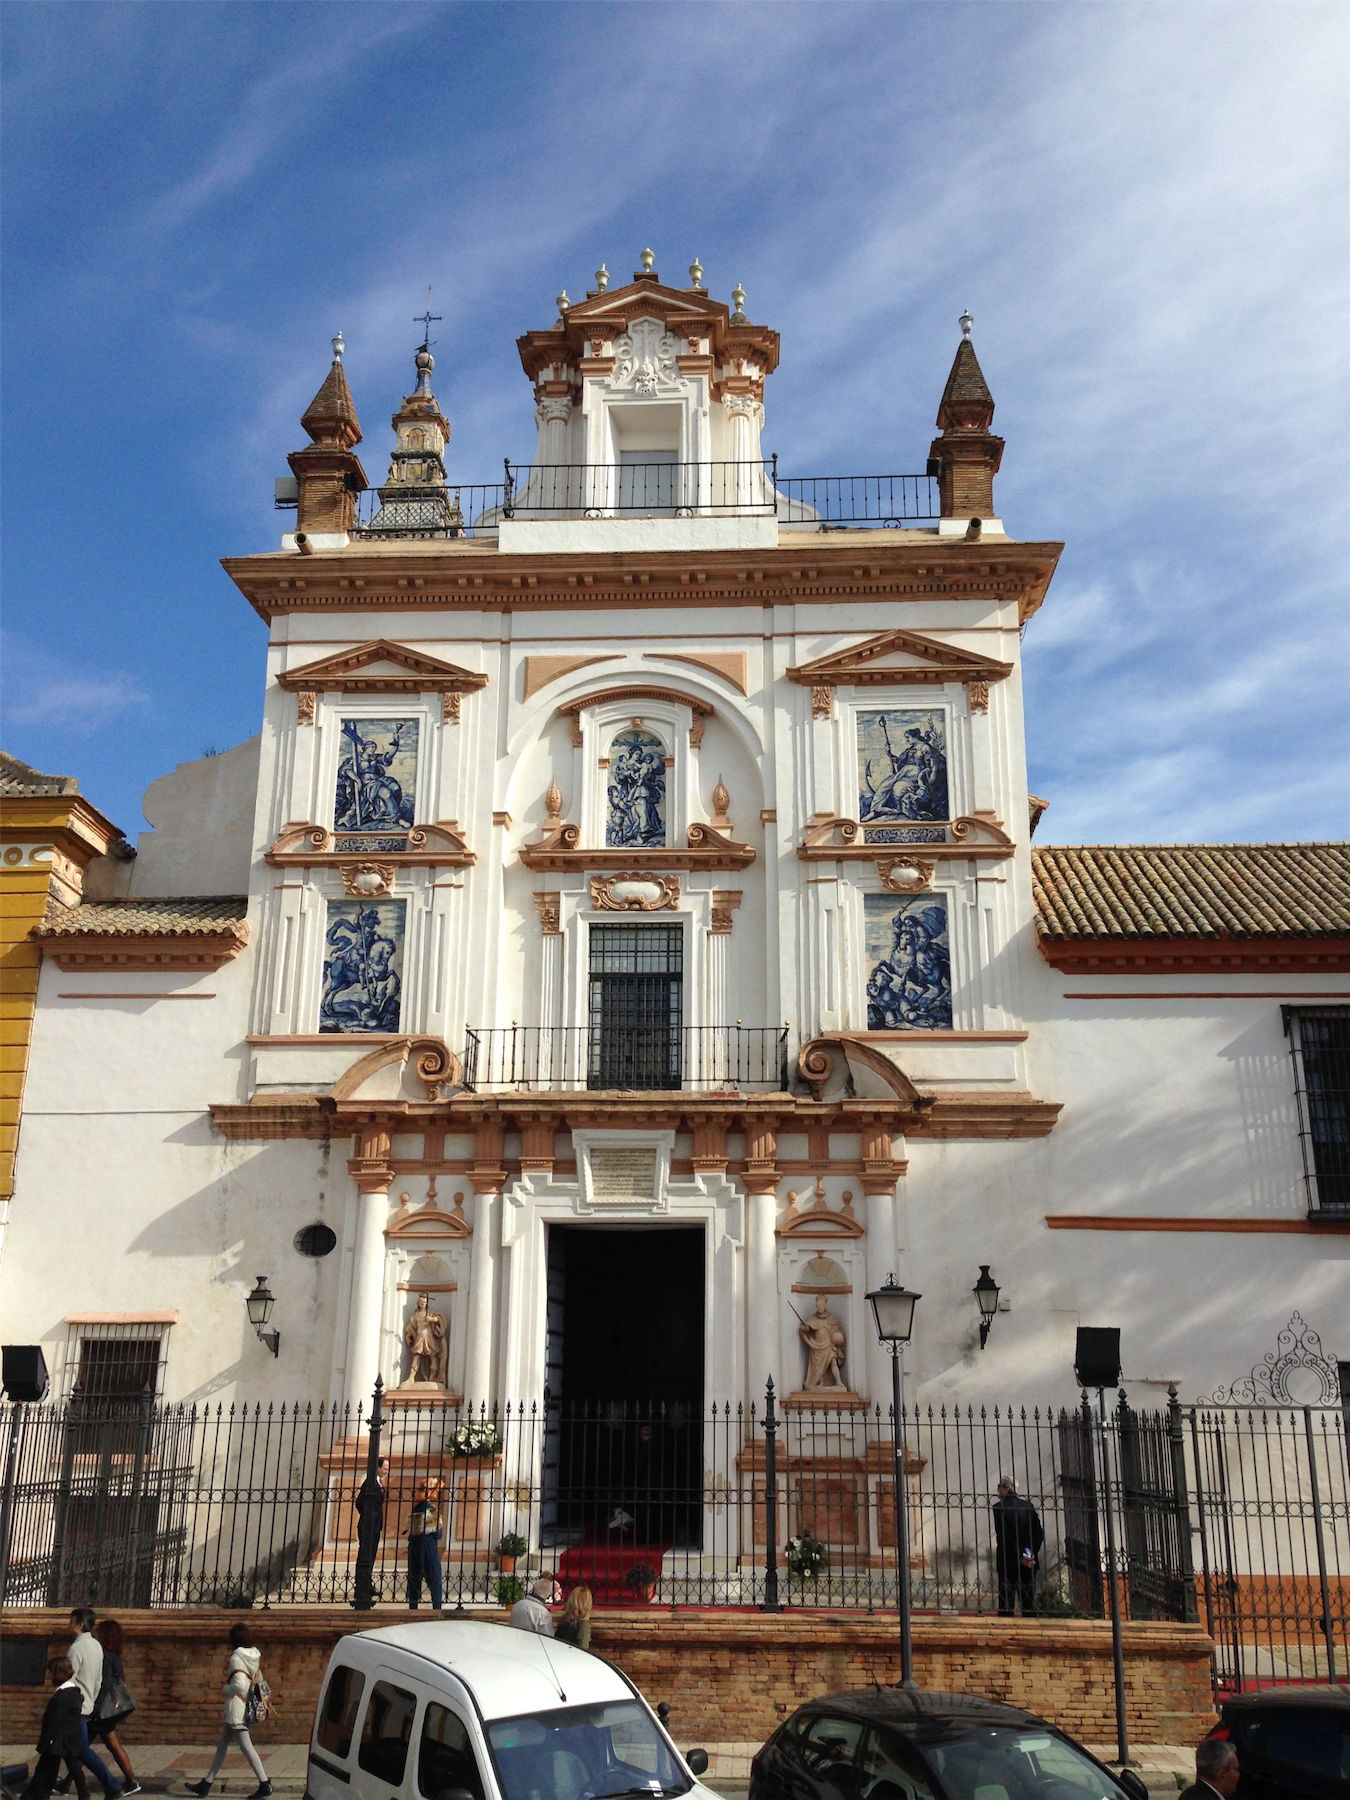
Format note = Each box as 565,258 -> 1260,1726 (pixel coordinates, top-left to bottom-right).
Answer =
867,1276 -> 921,1689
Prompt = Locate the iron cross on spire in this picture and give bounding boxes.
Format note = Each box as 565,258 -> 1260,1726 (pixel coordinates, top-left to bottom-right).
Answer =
413,291 -> 442,350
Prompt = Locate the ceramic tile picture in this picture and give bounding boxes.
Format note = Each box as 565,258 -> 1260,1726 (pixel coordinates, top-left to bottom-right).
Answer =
320,899 -> 406,1033
864,893 -> 952,1030
333,717 -> 419,832
857,708 -> 948,823
605,727 -> 667,847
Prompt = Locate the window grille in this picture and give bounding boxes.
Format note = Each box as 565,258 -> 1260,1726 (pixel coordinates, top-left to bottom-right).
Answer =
61,1320 -> 169,1400
587,923 -> 683,1090
1283,1007 -> 1350,1215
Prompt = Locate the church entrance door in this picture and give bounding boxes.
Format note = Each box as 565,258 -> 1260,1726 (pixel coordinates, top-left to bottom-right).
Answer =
543,1225 -> 704,1553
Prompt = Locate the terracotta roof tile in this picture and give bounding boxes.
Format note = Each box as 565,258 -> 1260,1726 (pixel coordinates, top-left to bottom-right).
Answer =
34,896 -> 248,938
0,750 -> 80,797
1032,844 -> 1350,940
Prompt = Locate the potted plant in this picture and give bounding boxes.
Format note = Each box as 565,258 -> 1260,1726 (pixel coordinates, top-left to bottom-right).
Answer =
496,1531 -> 528,1573
624,1561 -> 660,1604
785,1532 -> 827,1580
496,1572 -> 526,1608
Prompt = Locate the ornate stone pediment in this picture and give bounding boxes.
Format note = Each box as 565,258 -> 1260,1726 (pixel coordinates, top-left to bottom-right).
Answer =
266,819 -> 475,868
786,629 -> 1013,717
798,813 -> 1014,863
278,640 -> 488,723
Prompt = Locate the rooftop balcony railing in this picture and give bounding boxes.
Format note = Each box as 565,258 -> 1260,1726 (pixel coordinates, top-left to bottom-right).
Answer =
462,1025 -> 791,1093
349,461 -> 939,536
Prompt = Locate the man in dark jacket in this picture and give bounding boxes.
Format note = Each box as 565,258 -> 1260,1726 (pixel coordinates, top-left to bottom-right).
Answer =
991,1477 -> 1044,1616
1178,1738 -> 1239,1799
22,1657 -> 89,1800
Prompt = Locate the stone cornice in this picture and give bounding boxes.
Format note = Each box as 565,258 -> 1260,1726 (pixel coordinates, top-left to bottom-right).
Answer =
210,1087 -> 1059,1142
38,925 -> 249,973
223,539 -> 1063,626
1037,933 -> 1350,973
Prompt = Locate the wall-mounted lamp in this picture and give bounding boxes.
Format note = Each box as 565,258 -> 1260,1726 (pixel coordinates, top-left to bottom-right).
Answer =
245,1276 -> 280,1357
973,1264 -> 1000,1349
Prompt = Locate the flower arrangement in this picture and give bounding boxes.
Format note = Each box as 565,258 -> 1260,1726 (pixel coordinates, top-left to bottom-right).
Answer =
447,1420 -> 503,1458
785,1532 -> 827,1578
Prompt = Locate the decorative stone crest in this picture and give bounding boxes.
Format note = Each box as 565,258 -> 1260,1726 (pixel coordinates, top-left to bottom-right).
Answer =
876,856 -> 936,893
535,396 -> 573,425
532,891 -> 561,935
710,890 -> 742,935
589,872 -> 681,911
614,318 -> 679,394
340,861 -> 397,898
297,690 -> 316,725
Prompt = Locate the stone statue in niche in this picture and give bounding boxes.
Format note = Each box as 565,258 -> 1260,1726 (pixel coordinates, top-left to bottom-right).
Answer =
401,1293 -> 448,1387
799,1296 -> 847,1390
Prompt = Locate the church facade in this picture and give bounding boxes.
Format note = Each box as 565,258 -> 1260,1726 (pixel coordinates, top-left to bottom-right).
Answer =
4,257 -> 1347,1433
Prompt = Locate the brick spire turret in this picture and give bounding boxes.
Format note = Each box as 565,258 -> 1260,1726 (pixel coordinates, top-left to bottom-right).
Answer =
364,340 -> 463,538
929,315 -> 1004,522
288,336 -> 368,539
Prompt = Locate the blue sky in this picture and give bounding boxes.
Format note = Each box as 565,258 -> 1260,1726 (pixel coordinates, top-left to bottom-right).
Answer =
3,0 -> 1347,844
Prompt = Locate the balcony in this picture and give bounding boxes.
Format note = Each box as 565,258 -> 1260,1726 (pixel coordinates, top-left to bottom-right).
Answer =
462,1025 -> 790,1093
349,461 -> 939,537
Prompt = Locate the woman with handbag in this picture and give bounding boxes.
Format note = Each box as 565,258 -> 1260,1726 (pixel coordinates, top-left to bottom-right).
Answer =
89,1622 -> 141,1795
406,1477 -> 446,1611
186,1623 -> 272,1800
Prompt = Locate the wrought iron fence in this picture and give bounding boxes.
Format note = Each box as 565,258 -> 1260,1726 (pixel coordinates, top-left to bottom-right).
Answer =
462,1026 -> 790,1093
346,464 -> 941,533
1,1386 -> 1344,1696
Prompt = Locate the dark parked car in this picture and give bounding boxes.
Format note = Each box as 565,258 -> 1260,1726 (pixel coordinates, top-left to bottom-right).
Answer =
1209,1685 -> 1350,1800
749,1688 -> 1147,1800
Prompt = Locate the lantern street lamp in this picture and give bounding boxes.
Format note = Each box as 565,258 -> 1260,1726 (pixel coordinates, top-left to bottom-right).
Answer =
245,1276 -> 281,1357
973,1265 -> 1000,1349
867,1276 -> 921,1689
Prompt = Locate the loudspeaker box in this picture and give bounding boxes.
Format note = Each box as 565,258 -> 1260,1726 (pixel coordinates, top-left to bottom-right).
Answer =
1074,1326 -> 1121,1391
2,1345 -> 50,1402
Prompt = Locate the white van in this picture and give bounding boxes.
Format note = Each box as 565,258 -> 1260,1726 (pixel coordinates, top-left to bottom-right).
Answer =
305,1621 -> 720,1800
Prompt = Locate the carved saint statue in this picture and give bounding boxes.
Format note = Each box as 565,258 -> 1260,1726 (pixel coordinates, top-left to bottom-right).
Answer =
800,1296 -> 847,1390
402,1293 -> 448,1387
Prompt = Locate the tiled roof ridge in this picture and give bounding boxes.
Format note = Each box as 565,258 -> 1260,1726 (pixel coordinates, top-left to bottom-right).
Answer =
0,749 -> 81,796
1032,843 -> 1350,941
36,895 -> 249,937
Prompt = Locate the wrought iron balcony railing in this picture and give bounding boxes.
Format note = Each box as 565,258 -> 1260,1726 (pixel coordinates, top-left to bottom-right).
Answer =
462,1025 -> 790,1093
347,462 -> 939,536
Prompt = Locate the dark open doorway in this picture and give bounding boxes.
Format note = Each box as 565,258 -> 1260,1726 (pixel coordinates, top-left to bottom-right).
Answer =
544,1225 -> 704,1550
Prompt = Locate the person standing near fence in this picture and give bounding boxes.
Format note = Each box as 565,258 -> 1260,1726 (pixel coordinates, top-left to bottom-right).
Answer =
406,1477 -> 446,1611
66,1610 -> 122,1799
991,1477 -> 1044,1616
89,1621 -> 141,1794
555,1583 -> 593,1649
21,1657 -> 88,1800
353,1456 -> 389,1610
186,1622 -> 272,1800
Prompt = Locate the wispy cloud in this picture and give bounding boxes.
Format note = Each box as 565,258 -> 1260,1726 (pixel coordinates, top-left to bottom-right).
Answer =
2,635 -> 150,733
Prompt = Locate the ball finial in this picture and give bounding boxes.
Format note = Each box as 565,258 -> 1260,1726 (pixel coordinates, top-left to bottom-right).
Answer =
959,309 -> 974,339
730,283 -> 747,323
689,257 -> 704,289
595,263 -> 609,292
331,332 -> 346,362
639,247 -> 656,272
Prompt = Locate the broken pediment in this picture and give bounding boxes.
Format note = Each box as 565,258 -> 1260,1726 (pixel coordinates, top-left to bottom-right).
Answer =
786,629 -> 1013,717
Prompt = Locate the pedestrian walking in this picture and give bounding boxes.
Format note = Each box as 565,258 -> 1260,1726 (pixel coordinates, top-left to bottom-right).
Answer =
406,1477 -> 446,1611
66,1610 -> 122,1798
21,1657 -> 88,1800
89,1622 -> 141,1795
508,1574 -> 559,1635
555,1584 -> 593,1650
991,1477 -> 1044,1616
186,1622 -> 272,1800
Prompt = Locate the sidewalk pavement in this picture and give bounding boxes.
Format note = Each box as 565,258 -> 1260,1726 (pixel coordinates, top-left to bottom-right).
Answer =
0,1742 -> 1199,1797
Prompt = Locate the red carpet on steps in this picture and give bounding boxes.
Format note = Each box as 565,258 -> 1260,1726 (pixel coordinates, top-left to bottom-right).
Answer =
556,1540 -> 671,1605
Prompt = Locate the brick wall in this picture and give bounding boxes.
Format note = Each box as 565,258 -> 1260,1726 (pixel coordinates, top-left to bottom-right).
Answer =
0,1608 -> 1216,1749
